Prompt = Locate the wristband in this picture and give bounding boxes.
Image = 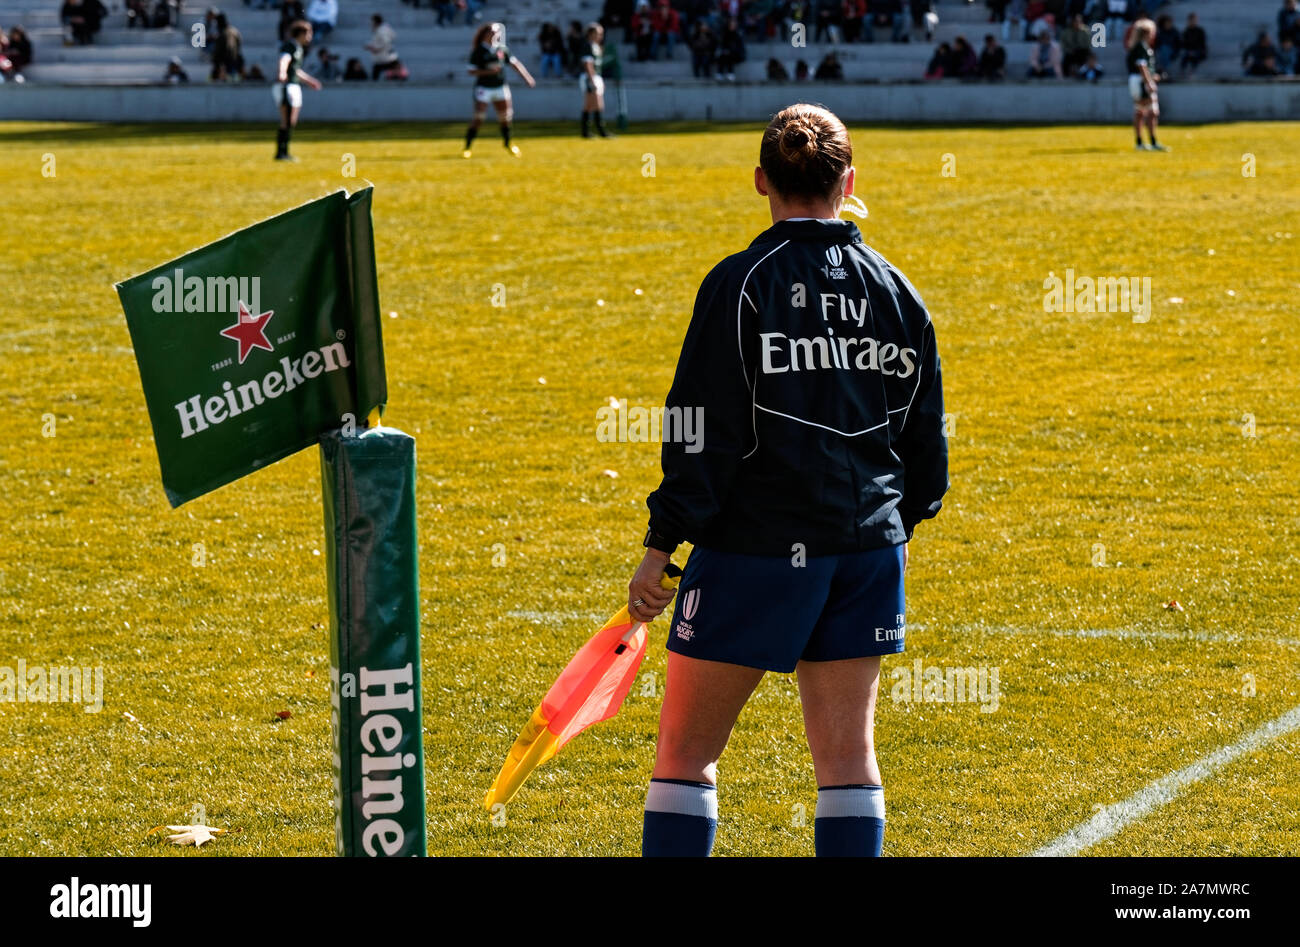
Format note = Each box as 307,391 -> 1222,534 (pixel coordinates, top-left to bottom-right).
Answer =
643,527 -> 679,556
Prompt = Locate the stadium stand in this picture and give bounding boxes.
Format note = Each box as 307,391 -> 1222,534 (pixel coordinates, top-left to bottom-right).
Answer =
0,0 -> 1293,85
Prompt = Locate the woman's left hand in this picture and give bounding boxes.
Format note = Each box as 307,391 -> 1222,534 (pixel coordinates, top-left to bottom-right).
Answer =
628,548 -> 676,623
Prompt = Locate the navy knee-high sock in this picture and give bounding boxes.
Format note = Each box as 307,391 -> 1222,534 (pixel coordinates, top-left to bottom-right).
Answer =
814,784 -> 885,857
642,778 -> 717,857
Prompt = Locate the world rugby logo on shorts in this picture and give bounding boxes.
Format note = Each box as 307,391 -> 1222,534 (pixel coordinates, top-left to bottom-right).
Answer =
674,589 -> 700,641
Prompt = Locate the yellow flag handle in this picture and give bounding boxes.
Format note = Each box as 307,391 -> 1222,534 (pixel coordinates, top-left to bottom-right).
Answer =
659,562 -> 684,590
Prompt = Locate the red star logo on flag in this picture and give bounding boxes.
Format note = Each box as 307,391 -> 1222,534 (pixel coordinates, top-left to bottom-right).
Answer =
220,301 -> 275,364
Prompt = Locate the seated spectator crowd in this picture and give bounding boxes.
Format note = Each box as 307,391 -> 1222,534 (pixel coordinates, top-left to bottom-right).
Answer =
1241,0 -> 1300,77
162,4 -> 410,84
925,1 -> 1230,80
602,0 -> 940,69
0,24 -> 31,81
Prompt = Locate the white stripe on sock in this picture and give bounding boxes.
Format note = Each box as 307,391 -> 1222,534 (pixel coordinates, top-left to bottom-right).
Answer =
816,786 -> 885,821
645,780 -> 718,820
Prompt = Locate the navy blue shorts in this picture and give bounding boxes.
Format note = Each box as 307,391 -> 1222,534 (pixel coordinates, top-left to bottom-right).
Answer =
666,545 -> 906,673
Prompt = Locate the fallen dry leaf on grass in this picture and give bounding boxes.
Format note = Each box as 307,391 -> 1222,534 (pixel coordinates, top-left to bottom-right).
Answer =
148,824 -> 229,847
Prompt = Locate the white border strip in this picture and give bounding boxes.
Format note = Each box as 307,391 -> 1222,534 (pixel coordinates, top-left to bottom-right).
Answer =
1032,703 -> 1300,856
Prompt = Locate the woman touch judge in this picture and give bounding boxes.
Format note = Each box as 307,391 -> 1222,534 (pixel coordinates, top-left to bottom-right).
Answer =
628,104 -> 949,857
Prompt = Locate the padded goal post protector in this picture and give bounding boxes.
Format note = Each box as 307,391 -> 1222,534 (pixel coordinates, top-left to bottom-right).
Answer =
321,426 -> 426,857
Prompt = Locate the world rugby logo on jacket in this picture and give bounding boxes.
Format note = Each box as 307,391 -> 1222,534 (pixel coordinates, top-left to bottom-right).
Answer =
823,246 -> 847,279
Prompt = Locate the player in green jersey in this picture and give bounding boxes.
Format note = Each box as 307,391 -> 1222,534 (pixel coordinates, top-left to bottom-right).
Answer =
1125,19 -> 1169,152
579,22 -> 611,139
273,21 -> 322,162
463,22 -> 536,158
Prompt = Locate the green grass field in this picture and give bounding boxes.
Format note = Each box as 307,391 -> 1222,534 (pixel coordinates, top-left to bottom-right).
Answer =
2,119 -> 1298,856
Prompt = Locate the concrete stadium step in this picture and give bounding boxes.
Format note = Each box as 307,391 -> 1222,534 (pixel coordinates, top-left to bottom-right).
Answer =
0,10 -> 61,27
24,60 -> 164,81
36,43 -> 199,63
26,28 -> 188,46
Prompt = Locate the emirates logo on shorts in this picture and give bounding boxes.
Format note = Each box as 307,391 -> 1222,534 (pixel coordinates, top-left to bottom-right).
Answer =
680,588 -> 701,621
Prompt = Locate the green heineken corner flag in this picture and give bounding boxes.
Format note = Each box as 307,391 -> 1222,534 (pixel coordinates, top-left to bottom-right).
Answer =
115,188 -> 426,857
115,187 -> 387,507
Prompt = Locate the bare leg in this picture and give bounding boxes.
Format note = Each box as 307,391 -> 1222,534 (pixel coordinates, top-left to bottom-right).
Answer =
464,101 -> 488,152
275,102 -> 299,158
642,651 -> 763,856
798,656 -> 887,856
652,651 -> 765,784
581,90 -> 598,136
796,656 -> 882,786
1145,102 -> 1161,146
492,95 -> 515,151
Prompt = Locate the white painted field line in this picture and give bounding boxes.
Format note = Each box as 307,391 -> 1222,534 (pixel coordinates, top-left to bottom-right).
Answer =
1032,703 -> 1300,856
504,618 -> 1300,646
505,609 -> 607,623
954,624 -> 1300,649
0,317 -> 122,344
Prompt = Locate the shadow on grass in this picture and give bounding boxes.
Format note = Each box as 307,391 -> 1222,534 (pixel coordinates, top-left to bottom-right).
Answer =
1026,147 -> 1128,155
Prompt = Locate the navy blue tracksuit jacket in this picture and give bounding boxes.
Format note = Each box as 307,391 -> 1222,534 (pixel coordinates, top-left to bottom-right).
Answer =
646,218 -> 948,557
